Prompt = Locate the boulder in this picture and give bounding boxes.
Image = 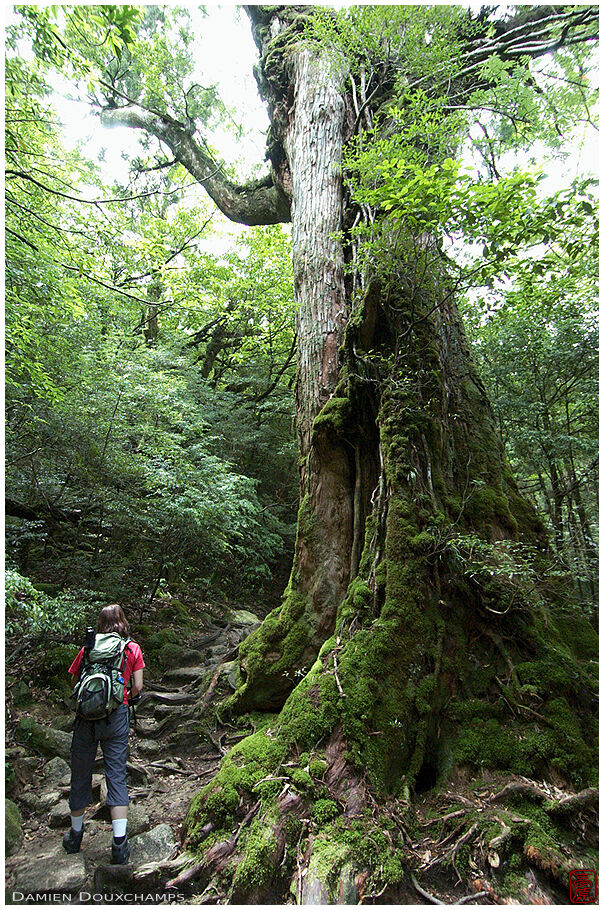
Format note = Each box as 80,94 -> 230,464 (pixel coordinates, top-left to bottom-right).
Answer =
10,680 -> 33,707
16,717 -> 71,760
13,756 -> 40,787
6,745 -> 28,760
51,714 -> 75,733
229,608 -> 261,628
6,799 -> 23,856
42,756 -> 71,786
129,823 -> 176,866
94,864 -> 134,893
137,739 -> 161,757
49,798 -> 71,828
11,841 -> 87,896
128,804 -> 150,837
20,789 -> 62,813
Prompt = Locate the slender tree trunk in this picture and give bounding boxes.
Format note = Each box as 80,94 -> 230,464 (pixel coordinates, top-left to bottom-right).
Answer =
143,278 -> 161,345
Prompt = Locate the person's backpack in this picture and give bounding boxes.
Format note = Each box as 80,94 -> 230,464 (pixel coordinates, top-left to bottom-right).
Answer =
72,633 -> 131,720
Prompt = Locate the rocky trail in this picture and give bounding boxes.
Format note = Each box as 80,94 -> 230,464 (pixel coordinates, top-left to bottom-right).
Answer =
5,609 -> 261,904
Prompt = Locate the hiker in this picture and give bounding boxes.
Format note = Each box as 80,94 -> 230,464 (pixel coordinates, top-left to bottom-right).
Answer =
63,604 -> 145,864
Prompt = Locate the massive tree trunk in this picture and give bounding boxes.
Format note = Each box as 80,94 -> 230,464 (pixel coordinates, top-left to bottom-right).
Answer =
232,30 -> 357,711
101,5 -> 598,901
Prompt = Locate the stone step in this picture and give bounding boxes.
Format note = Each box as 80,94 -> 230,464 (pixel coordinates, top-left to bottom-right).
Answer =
162,665 -> 205,684
135,719 -> 159,738
179,649 -> 205,666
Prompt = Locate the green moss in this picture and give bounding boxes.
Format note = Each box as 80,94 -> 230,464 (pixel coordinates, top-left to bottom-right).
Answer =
307,818 -> 406,898
306,835 -> 351,901
234,585 -> 311,711
157,600 -> 190,624
309,758 -> 328,778
158,641 -> 181,668
146,628 -> 179,651
312,396 -> 353,439
407,530 -> 436,553
288,768 -> 314,792
312,799 -> 339,826
231,811 -> 280,897
465,485 -> 518,533
454,718 -> 518,769
415,676 -> 435,714
185,730 -> 288,844
9,680 -> 33,707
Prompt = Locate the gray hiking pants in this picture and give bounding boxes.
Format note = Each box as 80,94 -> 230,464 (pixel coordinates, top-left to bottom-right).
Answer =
69,704 -> 130,810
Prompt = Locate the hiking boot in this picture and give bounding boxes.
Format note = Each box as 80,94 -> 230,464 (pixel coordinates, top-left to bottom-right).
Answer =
63,826 -> 84,854
111,836 -> 130,865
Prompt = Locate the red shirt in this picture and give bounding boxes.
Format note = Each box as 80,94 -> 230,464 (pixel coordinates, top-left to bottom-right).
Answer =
68,639 -> 145,705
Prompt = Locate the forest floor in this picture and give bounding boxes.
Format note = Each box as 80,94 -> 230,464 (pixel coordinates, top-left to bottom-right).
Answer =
5,600 -> 596,905
5,602 -> 261,904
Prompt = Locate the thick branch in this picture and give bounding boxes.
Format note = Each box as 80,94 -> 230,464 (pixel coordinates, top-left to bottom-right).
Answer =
100,104 -> 290,226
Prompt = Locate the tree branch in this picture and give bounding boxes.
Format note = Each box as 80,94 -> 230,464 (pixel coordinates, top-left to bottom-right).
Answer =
100,103 -> 290,226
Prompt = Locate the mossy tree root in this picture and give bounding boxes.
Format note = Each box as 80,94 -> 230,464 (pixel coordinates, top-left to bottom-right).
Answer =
177,756 -> 597,903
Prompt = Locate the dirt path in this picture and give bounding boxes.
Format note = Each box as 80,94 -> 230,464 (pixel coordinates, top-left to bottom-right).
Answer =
5,614 -> 259,904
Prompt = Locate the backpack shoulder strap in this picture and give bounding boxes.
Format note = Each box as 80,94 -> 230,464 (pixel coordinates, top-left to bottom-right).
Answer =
119,637 -> 132,672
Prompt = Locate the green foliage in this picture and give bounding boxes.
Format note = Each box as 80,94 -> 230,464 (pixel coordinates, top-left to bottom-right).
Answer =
461,181 -> 598,611
6,10 -> 298,602
5,569 -> 96,640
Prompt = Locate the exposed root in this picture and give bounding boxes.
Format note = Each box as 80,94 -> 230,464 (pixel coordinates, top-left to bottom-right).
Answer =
138,690 -> 197,707
485,779 -> 549,804
458,890 -> 492,904
165,860 -> 206,891
180,716 -> 595,905
411,872 -> 446,904
198,665 -> 225,712
546,787 -> 598,814
523,844 -> 570,883
422,822 -> 478,871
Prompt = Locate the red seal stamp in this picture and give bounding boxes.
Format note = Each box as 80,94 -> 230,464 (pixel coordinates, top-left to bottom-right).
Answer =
569,869 -> 597,904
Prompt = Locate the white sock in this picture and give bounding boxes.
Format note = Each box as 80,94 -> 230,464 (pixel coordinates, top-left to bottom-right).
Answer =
71,814 -> 84,832
112,818 -> 127,841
